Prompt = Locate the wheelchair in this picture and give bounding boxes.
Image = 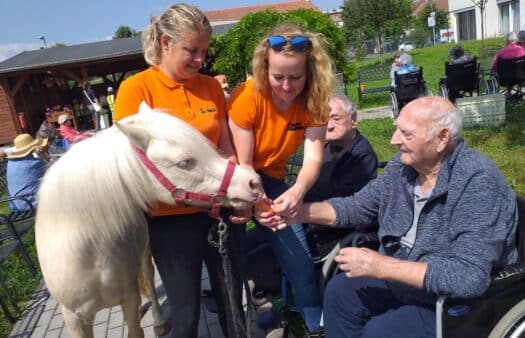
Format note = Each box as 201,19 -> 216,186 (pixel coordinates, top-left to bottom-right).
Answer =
489,55 -> 525,100
438,57 -> 494,103
437,196 -> 525,338
390,67 -> 430,119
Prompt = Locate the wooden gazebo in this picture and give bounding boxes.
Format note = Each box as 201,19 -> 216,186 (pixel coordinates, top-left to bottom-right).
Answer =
0,36 -> 147,144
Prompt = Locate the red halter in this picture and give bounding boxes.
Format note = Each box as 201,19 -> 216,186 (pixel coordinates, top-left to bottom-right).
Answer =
132,145 -> 236,219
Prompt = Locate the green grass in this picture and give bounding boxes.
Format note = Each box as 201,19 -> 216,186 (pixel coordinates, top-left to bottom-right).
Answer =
0,229 -> 41,338
348,37 -> 506,108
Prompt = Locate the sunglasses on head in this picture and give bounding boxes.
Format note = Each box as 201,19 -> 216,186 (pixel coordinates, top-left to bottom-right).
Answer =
267,35 -> 311,52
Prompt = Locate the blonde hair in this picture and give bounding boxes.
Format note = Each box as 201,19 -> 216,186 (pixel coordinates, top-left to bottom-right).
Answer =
142,3 -> 212,66
252,23 -> 334,124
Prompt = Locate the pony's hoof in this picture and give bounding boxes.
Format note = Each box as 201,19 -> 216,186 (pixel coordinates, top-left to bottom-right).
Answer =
154,322 -> 171,336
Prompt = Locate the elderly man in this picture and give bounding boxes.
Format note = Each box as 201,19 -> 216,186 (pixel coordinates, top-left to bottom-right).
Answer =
491,31 -> 525,72
305,94 -> 378,202
256,96 -> 518,337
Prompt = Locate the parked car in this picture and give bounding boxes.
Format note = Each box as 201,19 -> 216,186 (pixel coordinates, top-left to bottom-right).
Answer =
398,41 -> 415,52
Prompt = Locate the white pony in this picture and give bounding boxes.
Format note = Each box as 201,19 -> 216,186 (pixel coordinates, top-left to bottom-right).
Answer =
35,103 -> 262,338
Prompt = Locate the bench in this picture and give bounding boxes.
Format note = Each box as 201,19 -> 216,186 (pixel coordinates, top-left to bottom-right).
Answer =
357,65 -> 392,105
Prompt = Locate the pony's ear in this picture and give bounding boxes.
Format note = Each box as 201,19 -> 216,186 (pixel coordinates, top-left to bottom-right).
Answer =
115,121 -> 150,151
138,101 -> 153,115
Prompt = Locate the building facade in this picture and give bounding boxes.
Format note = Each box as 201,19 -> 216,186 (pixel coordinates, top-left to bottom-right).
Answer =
449,0 -> 524,41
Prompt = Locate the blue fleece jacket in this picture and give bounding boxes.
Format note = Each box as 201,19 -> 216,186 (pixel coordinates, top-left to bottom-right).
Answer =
329,140 -> 517,299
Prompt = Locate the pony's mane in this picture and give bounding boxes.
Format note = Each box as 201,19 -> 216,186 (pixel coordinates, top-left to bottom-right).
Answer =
37,127 -> 152,251
37,110 -> 220,251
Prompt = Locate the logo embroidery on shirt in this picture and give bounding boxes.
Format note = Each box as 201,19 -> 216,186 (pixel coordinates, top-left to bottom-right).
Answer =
286,122 -> 305,131
199,107 -> 217,114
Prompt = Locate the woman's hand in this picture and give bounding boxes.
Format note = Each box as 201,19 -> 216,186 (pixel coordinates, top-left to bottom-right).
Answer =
253,197 -> 284,231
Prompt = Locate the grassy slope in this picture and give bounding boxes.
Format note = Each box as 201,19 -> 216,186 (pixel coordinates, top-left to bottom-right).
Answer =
347,38 -> 505,107
351,38 -> 525,196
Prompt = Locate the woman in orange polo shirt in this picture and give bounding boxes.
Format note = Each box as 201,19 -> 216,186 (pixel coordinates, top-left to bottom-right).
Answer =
228,23 -> 334,332
114,4 -> 243,338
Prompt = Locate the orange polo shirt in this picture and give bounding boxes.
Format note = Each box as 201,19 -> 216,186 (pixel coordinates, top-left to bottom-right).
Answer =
114,66 -> 226,216
228,79 -> 320,180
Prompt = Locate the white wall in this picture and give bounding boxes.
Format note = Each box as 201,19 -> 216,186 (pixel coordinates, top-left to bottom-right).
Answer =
448,0 -> 524,41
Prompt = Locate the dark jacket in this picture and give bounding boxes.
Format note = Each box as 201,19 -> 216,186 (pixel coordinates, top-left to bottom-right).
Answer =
305,131 -> 378,202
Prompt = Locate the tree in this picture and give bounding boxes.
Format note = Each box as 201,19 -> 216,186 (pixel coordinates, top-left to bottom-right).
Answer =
113,26 -> 139,39
471,0 -> 488,47
414,5 -> 449,45
342,0 -> 412,64
213,9 -> 347,86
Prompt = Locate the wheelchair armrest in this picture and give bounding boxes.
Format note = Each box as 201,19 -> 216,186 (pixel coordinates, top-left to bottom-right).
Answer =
491,262 -> 525,286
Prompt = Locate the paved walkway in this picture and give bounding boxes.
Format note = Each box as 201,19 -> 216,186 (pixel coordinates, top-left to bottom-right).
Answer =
10,265 -> 268,338
358,105 -> 391,120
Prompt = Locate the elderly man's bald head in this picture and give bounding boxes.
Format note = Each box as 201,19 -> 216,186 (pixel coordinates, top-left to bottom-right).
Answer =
400,96 -> 462,145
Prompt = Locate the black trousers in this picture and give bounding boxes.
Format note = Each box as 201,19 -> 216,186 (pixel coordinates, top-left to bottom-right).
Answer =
147,212 -> 244,338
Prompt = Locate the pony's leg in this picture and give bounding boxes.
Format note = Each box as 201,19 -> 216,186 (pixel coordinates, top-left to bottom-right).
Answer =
61,305 -> 94,338
122,290 -> 144,338
140,247 -> 170,336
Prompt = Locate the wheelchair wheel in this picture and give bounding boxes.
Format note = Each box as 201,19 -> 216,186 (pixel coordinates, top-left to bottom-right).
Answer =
439,84 -> 449,100
479,78 -> 490,95
489,75 -> 499,94
389,92 -> 399,120
488,298 -> 525,338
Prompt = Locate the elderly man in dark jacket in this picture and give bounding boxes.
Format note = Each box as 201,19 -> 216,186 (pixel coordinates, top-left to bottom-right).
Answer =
255,96 -> 518,338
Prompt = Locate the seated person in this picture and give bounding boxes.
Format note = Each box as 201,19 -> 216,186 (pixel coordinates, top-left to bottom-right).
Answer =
256,96 -> 518,337
36,120 -> 58,144
57,113 -> 93,143
392,54 -> 418,88
449,45 -> 472,65
6,134 -> 50,211
491,31 -> 525,72
518,30 -> 525,47
248,95 -> 378,332
305,94 -> 378,202
390,51 -> 402,87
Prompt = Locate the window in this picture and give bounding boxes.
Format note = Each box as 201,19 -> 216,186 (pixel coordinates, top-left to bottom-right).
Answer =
457,10 -> 476,41
499,0 -> 520,35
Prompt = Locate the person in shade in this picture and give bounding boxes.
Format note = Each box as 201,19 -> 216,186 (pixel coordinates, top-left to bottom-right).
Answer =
57,113 -> 93,143
256,96 -> 518,338
6,134 -> 49,211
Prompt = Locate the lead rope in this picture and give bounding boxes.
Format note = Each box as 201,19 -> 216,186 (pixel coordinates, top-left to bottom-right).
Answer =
208,219 -> 251,338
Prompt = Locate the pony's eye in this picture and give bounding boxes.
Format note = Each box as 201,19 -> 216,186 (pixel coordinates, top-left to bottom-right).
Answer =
176,157 -> 195,170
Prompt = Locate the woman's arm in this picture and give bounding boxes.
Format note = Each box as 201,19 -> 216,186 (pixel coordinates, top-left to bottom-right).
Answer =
228,118 -> 255,168
217,115 -> 237,162
272,126 -> 325,220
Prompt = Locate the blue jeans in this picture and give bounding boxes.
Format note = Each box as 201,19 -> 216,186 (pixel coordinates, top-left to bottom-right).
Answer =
246,173 -> 322,331
148,213 -> 244,338
324,275 -> 435,338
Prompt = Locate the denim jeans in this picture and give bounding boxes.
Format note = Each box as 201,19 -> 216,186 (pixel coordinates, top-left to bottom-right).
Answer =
148,212 -> 244,338
324,275 -> 435,338
246,173 -> 322,331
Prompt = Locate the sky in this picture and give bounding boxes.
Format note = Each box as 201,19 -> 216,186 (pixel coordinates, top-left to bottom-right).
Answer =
0,0 -> 343,62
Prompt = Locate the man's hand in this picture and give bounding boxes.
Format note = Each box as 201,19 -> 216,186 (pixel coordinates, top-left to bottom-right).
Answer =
335,246 -> 428,289
334,247 -> 383,279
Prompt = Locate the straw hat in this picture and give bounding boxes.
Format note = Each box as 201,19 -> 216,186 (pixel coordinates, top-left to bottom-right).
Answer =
57,113 -> 69,124
7,134 -> 48,159
214,75 -> 229,89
